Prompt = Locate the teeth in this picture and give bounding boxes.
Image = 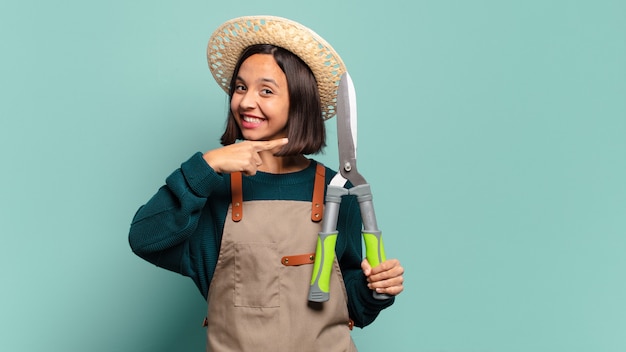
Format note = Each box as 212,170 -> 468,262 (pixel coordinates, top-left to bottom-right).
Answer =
243,116 -> 263,123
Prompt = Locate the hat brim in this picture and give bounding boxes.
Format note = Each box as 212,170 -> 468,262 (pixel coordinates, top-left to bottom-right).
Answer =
207,16 -> 346,120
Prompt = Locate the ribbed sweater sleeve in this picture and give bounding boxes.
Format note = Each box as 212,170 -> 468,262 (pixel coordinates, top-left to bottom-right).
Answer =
128,152 -> 227,297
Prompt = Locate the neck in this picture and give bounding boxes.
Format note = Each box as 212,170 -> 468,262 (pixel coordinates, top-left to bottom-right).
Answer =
257,151 -> 310,174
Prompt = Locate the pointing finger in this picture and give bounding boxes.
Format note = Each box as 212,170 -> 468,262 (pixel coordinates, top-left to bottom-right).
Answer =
253,138 -> 289,152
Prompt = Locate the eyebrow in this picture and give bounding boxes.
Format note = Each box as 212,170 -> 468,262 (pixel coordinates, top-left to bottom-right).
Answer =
236,76 -> 280,87
260,78 -> 279,86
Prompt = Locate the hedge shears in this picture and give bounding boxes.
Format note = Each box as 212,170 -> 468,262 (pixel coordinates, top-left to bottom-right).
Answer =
308,72 -> 389,302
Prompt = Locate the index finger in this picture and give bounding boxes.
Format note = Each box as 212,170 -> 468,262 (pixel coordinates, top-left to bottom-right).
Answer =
369,259 -> 401,275
253,138 -> 289,151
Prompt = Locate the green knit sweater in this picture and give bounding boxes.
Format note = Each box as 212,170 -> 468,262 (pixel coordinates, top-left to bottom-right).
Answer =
129,152 -> 393,327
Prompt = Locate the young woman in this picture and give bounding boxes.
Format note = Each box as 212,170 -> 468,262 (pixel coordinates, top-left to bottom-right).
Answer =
129,16 -> 404,351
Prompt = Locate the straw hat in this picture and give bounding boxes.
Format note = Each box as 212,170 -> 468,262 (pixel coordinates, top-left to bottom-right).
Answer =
207,15 -> 346,120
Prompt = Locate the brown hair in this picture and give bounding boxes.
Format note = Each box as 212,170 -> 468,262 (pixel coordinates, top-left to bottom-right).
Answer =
220,44 -> 326,156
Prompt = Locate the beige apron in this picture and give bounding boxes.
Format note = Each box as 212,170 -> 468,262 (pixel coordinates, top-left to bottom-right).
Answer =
205,165 -> 357,352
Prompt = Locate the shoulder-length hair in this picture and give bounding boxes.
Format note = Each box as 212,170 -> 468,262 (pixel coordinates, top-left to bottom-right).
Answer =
220,44 -> 326,156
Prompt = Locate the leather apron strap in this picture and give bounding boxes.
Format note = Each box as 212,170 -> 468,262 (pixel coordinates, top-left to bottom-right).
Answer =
230,171 -> 243,222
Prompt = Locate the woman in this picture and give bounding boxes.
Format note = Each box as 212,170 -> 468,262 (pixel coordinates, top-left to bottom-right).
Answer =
129,15 -> 404,351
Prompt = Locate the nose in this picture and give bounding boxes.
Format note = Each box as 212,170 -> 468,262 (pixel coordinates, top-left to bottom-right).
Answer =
238,90 -> 257,110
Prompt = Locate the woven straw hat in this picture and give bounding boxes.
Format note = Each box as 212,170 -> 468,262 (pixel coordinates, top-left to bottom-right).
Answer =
207,15 -> 346,120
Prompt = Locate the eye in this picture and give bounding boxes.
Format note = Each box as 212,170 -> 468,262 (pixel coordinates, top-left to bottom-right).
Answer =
234,84 -> 246,92
261,88 -> 274,95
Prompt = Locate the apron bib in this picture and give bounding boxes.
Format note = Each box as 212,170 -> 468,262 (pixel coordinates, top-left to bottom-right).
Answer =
206,166 -> 357,352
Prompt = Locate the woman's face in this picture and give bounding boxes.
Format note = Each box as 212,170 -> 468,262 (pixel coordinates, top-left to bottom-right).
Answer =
230,53 -> 290,142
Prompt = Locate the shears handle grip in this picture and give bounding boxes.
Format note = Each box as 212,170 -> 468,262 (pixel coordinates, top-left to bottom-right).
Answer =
363,230 -> 389,300
351,184 -> 390,300
309,186 -> 348,302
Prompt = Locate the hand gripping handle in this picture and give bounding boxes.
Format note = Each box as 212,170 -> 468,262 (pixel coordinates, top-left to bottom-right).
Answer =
350,184 -> 390,300
308,185 -> 349,302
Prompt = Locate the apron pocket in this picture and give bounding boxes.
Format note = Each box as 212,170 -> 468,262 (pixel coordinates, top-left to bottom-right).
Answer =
234,242 -> 280,308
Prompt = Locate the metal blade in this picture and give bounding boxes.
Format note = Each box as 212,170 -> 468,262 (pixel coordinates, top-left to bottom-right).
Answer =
336,72 -> 366,186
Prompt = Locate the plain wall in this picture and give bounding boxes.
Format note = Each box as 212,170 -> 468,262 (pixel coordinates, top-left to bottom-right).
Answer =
1,0 -> 625,351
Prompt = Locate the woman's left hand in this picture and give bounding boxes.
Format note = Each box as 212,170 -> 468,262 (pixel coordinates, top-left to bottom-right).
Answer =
361,259 -> 404,296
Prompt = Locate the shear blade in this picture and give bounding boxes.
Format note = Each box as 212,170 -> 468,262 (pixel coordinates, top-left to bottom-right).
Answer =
336,72 -> 366,186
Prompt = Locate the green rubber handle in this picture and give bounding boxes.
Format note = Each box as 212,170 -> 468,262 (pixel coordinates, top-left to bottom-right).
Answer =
309,185 -> 347,302
308,232 -> 338,302
364,230 -> 391,300
363,230 -> 386,267
351,184 -> 391,300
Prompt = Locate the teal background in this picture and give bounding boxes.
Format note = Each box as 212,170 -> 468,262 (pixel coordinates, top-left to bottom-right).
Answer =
1,0 -> 625,351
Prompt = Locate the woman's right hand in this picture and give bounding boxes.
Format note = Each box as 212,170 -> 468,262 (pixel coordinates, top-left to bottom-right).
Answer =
202,138 -> 288,176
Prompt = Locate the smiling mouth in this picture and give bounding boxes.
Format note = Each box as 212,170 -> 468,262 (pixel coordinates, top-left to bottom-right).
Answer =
242,115 -> 264,124
241,115 -> 266,129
